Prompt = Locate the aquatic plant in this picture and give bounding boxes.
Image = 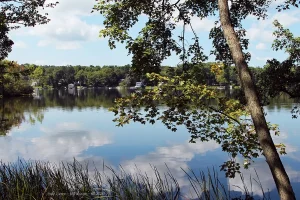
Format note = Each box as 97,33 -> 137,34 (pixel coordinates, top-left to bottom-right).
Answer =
0,159 -> 269,200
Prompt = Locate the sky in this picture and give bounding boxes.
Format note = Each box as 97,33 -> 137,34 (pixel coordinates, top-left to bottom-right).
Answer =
7,0 -> 300,67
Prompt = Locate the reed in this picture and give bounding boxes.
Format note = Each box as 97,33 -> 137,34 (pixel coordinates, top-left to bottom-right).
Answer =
0,159 -> 270,200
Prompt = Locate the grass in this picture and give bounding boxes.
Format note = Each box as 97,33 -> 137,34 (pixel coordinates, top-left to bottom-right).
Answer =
0,159 -> 270,200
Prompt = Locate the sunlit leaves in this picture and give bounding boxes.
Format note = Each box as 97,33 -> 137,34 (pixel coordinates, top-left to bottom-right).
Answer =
210,62 -> 228,84
110,73 -> 284,177
98,0 -> 294,178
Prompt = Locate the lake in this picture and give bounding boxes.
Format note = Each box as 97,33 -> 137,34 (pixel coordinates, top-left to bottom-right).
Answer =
1,88 -> 300,199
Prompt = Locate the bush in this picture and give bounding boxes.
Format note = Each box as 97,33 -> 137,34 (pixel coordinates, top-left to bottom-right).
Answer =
4,80 -> 33,97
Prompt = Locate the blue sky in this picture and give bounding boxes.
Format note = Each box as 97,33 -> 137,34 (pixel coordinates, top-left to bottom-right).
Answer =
7,0 -> 300,67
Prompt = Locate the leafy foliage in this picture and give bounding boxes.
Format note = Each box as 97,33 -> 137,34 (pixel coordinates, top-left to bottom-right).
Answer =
110,73 -> 285,177
0,21 -> 13,60
95,0 -> 298,178
255,20 -> 300,114
0,0 -> 58,60
0,60 -> 33,97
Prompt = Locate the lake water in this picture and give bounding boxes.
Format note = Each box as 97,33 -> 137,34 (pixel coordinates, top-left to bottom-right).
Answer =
1,88 -> 300,199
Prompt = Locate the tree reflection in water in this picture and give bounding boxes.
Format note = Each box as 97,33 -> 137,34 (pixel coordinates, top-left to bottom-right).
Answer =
0,88 -> 299,136
0,88 -> 130,135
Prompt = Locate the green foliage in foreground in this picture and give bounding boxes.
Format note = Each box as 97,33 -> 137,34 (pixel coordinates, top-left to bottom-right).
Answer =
0,0 -> 57,61
111,73 -> 286,177
0,159 -> 269,200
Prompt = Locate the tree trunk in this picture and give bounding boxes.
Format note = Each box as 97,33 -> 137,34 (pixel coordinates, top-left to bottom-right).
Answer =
217,0 -> 296,199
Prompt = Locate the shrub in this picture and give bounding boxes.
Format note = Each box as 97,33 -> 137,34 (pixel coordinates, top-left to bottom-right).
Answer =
3,80 -> 33,97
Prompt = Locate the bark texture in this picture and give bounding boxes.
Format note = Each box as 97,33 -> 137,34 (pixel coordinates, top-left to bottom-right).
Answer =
217,0 -> 296,199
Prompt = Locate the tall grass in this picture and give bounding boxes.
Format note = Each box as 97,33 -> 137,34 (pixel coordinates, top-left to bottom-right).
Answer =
0,159 -> 270,200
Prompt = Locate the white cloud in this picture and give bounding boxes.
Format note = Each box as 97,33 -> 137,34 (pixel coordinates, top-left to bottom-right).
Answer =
56,41 -> 81,50
256,56 -> 272,61
176,16 -> 215,32
247,27 -> 274,42
24,0 -> 103,50
13,41 -> 27,49
187,17 -> 215,32
37,40 -> 51,47
29,16 -> 101,43
246,9 -> 300,43
256,42 -> 267,50
170,0 -> 215,33
45,0 -> 96,16
272,11 -> 300,27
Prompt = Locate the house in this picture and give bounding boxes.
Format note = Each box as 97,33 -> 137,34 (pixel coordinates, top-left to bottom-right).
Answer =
135,82 -> 143,88
68,84 -> 74,90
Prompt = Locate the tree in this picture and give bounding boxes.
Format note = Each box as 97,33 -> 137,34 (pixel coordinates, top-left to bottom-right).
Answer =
0,20 -> 13,60
75,69 -> 86,86
0,0 -> 58,61
95,0 -> 298,199
0,60 -> 33,96
257,20 -> 300,102
217,1 -> 294,199
31,66 -> 45,86
210,63 -> 227,85
65,66 -> 75,84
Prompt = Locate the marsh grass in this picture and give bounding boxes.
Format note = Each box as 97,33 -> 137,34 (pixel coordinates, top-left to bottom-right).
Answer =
0,159 -> 270,200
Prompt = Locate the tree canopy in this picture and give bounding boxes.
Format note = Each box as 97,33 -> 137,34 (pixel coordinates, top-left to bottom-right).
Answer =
95,0 -> 300,198
0,0 -> 58,60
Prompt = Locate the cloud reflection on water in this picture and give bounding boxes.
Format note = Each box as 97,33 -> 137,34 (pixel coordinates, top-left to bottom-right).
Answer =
0,122 -> 112,163
229,158 -> 300,199
120,140 -> 220,198
1,114 -> 300,199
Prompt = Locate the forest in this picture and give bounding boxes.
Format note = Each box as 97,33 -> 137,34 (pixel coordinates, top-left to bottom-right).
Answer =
1,60 -> 267,96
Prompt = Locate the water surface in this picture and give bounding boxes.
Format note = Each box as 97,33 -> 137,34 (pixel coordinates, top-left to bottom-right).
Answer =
1,88 -> 300,199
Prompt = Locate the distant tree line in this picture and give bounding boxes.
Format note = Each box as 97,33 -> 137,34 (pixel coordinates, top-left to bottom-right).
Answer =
28,64 -> 133,88
25,62 -> 265,88
0,60 -> 269,96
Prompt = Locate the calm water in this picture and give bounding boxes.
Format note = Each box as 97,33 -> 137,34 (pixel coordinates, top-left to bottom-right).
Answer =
1,88 -> 300,199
